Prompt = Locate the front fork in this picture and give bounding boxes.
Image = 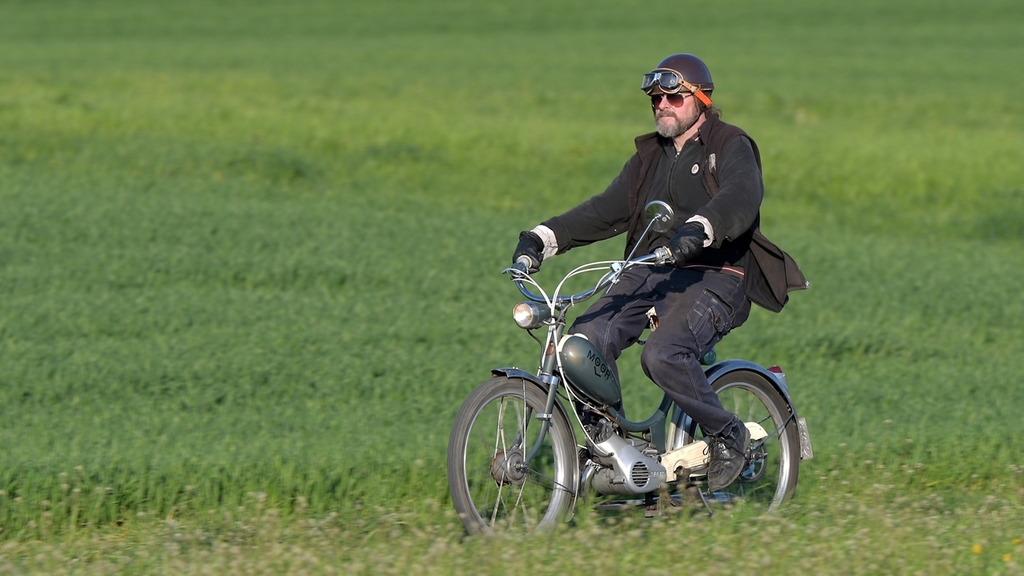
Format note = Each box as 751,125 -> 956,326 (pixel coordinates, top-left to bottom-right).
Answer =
484,369 -> 555,462
524,325 -> 567,463
501,324 -> 567,466
518,372 -> 559,464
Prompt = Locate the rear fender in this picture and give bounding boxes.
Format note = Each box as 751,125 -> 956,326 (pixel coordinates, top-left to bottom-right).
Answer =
705,359 -> 797,418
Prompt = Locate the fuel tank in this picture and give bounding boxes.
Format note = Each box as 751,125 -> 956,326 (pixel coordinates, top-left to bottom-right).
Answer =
557,334 -> 622,407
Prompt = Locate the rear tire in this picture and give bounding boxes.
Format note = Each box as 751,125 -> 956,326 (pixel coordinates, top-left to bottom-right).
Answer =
447,377 -> 578,534
671,369 -> 800,510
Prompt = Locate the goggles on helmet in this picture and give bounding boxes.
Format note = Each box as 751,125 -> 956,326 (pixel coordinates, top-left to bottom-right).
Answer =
641,68 -> 713,107
641,69 -> 686,93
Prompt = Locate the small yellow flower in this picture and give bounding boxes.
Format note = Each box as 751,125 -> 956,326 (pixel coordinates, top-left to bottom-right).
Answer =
972,544 -> 983,554
1013,538 -> 1022,546
1004,553 -> 1012,562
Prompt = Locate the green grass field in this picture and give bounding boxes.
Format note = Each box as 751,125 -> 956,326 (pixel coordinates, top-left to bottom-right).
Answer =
1,0 -> 1023,573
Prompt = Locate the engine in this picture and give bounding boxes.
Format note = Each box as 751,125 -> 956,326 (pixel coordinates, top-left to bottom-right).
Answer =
585,420 -> 667,495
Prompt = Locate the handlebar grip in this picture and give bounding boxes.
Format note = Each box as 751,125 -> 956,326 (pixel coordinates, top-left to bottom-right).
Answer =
653,246 -> 675,265
514,255 -> 536,274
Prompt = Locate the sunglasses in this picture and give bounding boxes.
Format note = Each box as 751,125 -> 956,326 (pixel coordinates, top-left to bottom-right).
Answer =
650,93 -> 691,108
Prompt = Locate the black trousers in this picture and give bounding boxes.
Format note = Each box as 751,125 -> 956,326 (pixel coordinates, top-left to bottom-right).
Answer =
570,266 -> 751,436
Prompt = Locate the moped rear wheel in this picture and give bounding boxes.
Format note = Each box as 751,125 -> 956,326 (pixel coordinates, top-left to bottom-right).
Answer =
671,369 -> 800,510
447,376 -> 578,534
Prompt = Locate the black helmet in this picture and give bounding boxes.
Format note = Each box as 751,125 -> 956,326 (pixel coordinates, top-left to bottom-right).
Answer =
641,53 -> 714,107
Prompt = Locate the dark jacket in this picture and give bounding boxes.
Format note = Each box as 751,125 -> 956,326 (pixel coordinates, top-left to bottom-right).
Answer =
543,113 -> 806,311
543,114 -> 760,262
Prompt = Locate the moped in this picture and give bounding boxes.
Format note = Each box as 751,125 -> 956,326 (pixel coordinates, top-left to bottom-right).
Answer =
447,201 -> 813,534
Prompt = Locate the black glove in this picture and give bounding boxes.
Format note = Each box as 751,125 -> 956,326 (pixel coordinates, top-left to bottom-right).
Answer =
512,231 -> 544,273
667,221 -> 707,265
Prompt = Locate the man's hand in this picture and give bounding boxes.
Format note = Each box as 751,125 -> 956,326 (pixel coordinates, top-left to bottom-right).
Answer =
512,231 -> 544,273
667,221 -> 707,265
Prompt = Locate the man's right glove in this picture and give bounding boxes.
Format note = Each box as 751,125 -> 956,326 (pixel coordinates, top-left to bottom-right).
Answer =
512,231 -> 544,273
667,221 -> 707,265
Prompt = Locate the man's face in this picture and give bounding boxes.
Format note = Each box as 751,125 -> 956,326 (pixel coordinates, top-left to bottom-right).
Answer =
651,92 -> 700,139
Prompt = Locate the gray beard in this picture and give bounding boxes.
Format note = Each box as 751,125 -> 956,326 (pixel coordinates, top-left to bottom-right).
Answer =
656,121 -> 684,139
655,111 -> 698,139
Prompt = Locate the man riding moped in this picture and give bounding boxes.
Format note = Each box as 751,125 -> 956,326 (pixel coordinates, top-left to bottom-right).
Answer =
512,53 -> 805,492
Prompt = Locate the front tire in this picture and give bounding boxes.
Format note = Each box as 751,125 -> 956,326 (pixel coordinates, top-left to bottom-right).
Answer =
447,377 -> 578,534
671,369 -> 801,510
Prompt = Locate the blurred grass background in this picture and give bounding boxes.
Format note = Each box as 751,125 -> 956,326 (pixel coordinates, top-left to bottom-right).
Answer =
0,0 -> 1022,571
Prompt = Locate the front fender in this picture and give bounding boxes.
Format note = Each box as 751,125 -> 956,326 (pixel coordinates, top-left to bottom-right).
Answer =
489,367 -> 575,424
705,359 -> 797,418
490,367 -> 548,389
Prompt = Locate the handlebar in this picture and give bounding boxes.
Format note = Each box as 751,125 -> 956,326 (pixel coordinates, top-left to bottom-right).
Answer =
504,246 -> 675,309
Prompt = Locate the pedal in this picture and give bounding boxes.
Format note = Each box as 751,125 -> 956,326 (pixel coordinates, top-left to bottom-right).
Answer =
643,491 -> 658,518
674,467 -> 713,516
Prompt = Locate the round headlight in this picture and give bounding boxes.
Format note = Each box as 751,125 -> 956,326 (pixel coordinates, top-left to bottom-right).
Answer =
512,301 -> 550,329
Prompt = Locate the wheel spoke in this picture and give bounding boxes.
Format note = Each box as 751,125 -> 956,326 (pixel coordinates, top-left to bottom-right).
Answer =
494,399 -> 507,458
448,377 -> 577,533
669,370 -> 800,511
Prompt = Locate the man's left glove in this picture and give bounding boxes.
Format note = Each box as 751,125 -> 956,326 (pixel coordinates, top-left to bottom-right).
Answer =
512,231 -> 544,273
667,221 -> 707,265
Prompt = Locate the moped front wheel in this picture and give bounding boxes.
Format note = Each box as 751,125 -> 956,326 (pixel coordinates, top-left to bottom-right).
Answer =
447,376 -> 578,534
672,369 -> 801,511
